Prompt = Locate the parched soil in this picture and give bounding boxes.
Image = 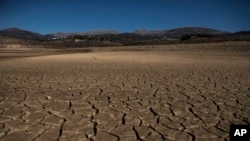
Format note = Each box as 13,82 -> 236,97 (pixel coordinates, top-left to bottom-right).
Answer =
0,43 -> 250,141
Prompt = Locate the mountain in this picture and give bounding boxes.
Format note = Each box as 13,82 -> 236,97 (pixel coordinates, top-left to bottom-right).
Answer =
169,27 -> 225,33
0,28 -> 53,40
164,27 -> 227,39
1,27 -> 249,47
166,27 -> 226,35
0,26 -> 229,40
84,30 -> 118,35
49,32 -> 72,39
134,27 -> 226,35
134,29 -> 168,35
134,29 -> 152,35
50,30 -> 119,38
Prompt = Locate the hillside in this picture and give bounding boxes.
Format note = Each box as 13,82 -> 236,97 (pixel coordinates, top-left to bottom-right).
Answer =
0,28 -> 54,40
0,27 -> 250,47
0,27 -> 226,40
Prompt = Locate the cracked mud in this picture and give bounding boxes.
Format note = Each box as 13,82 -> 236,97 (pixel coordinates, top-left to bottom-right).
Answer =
0,45 -> 250,141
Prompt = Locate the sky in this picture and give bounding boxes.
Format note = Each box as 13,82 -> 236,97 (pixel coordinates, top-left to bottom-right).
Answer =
0,0 -> 250,34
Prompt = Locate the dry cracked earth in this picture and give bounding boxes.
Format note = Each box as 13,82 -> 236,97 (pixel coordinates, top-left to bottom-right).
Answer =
0,44 -> 250,141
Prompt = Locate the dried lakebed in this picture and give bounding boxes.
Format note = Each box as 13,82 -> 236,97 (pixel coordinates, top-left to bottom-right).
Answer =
0,46 -> 250,141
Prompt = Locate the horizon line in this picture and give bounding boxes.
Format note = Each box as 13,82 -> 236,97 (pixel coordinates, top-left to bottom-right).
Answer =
0,26 -> 237,35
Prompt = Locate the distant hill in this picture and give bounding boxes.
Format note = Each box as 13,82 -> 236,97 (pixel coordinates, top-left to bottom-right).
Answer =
133,27 -> 227,39
1,27 -> 249,43
0,26 -> 227,39
50,30 -> 119,38
0,28 -> 53,40
49,32 -> 72,39
1,26 -> 249,47
49,27 -> 227,39
165,27 -> 227,39
166,27 -> 226,34
134,29 -> 153,35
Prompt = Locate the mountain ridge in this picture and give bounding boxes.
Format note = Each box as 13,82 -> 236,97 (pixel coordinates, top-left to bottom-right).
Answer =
0,26 -> 230,40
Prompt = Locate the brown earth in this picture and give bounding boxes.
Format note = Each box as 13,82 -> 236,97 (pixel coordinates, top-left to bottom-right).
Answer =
0,42 -> 250,141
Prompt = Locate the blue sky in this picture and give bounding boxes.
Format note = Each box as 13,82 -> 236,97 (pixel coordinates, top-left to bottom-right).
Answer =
0,0 -> 249,34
